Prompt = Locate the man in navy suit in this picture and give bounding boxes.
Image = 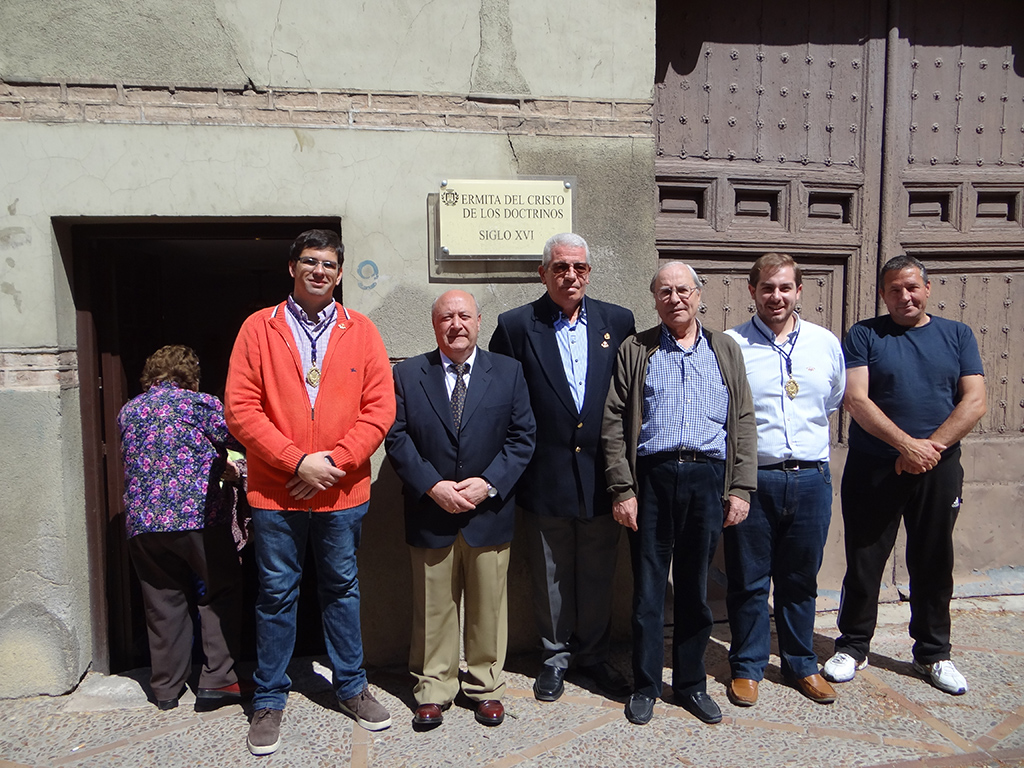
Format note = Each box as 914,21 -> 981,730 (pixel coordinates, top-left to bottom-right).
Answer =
490,233 -> 635,701
385,290 -> 535,729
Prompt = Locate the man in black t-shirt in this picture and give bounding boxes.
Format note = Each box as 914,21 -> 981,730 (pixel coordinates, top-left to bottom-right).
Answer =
823,255 -> 986,696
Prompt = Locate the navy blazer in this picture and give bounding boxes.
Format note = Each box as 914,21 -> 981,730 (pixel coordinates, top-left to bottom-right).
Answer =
490,294 -> 635,519
385,348 -> 536,549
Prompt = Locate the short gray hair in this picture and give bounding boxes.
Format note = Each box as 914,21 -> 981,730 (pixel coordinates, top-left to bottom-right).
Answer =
542,232 -> 590,267
650,261 -> 700,292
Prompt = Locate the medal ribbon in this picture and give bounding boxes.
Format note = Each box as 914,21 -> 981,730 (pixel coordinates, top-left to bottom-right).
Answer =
754,318 -> 800,394
288,303 -> 335,382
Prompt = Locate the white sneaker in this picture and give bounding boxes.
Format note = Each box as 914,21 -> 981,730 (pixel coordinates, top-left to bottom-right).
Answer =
823,652 -> 868,683
913,659 -> 968,695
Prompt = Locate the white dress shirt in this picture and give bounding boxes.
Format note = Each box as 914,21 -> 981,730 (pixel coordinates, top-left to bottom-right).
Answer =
726,314 -> 845,465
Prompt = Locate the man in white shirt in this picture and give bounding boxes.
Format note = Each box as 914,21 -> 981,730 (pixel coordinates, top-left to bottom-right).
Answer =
723,253 -> 845,707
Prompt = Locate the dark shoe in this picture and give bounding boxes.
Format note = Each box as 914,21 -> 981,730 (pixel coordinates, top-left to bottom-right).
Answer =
247,708 -> 283,756
413,703 -> 445,728
533,665 -> 566,701
576,662 -> 632,698
339,686 -> 392,731
726,678 -> 758,707
195,680 -> 255,712
156,684 -> 186,711
474,699 -> 504,726
624,692 -> 655,725
790,673 -> 837,704
679,691 -> 723,724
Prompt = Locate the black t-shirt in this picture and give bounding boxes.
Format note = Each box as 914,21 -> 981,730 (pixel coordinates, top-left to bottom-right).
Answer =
843,314 -> 984,457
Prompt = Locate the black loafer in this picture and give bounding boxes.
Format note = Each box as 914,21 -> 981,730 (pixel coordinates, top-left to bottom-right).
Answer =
533,665 -> 566,701
679,691 -> 722,724
624,692 -> 655,725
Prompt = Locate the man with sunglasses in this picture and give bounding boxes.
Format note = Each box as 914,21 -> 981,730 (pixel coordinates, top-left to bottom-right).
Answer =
226,229 -> 396,754
490,233 -> 634,702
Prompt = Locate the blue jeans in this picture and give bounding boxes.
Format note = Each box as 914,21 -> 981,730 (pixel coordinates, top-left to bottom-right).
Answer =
630,454 -> 725,699
724,463 -> 832,680
252,504 -> 369,710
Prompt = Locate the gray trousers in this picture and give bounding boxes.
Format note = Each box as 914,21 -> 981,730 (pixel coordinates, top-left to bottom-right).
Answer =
128,525 -> 242,701
522,509 -> 621,669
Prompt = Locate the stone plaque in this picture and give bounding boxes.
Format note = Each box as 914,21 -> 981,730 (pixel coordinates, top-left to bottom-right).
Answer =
438,179 -> 573,258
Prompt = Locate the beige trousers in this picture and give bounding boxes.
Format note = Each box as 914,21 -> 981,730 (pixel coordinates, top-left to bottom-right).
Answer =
408,532 -> 510,705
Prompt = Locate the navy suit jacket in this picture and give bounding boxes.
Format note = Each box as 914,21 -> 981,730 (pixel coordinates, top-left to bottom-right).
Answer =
385,348 -> 536,549
490,294 -> 634,519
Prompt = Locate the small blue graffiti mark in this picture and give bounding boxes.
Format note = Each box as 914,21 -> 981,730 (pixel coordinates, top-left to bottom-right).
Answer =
356,260 -> 379,290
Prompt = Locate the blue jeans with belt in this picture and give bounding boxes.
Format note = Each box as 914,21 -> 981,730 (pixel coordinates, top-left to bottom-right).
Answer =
251,503 -> 369,711
724,462 -> 832,680
630,453 -> 725,699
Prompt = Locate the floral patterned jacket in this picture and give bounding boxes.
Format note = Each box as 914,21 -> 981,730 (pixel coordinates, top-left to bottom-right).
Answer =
118,382 -> 239,537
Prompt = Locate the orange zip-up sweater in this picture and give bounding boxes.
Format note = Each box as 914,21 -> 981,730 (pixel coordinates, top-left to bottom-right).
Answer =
225,301 -> 396,512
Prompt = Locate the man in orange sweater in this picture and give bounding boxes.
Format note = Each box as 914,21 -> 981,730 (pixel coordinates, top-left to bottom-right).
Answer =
226,229 -> 396,755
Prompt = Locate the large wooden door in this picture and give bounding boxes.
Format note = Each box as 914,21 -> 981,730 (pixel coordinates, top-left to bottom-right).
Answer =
654,0 -> 1024,585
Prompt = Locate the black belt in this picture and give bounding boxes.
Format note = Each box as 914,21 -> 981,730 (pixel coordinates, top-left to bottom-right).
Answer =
641,449 -> 722,464
760,459 -> 824,471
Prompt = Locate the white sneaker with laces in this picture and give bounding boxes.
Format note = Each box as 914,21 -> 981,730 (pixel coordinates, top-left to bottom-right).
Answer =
823,652 -> 868,683
913,659 -> 968,695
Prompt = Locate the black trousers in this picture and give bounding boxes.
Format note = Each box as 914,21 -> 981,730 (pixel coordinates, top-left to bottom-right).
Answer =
128,525 -> 242,700
835,447 -> 963,664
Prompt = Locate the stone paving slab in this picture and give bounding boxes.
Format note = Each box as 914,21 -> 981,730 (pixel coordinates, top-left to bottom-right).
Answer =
1,596 -> 1022,768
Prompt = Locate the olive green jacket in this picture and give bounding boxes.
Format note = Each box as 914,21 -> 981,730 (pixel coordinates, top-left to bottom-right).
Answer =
600,323 -> 757,505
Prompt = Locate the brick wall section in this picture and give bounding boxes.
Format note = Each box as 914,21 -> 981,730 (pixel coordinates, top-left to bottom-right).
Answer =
0,350 -> 79,390
0,81 -> 653,138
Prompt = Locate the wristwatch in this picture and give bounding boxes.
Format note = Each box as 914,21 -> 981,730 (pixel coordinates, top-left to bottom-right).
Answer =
485,482 -> 498,498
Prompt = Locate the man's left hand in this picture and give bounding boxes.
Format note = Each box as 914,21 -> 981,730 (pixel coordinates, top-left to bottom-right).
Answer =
454,477 -> 489,506
723,494 -> 750,527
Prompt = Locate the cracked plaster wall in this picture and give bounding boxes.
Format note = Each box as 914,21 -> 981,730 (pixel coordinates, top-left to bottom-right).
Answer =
0,388 -> 89,697
0,118 -> 655,687
0,0 -> 654,100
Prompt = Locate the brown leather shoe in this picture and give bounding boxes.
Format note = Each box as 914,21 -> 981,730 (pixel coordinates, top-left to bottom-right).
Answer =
413,703 -> 444,727
792,673 -> 836,704
726,678 -> 758,707
474,699 -> 504,726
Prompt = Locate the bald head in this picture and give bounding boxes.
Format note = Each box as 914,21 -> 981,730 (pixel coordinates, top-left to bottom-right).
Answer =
432,290 -> 482,364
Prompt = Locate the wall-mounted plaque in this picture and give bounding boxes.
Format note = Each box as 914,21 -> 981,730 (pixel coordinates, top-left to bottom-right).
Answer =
438,178 -> 573,259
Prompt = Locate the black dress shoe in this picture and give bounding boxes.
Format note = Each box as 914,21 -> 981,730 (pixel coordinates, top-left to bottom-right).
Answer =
475,699 -> 504,726
576,662 -> 632,698
679,691 -> 722,724
624,692 -> 655,725
533,665 -> 567,701
156,684 -> 187,711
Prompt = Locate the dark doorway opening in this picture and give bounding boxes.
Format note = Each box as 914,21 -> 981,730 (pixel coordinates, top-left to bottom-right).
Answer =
62,217 -> 341,674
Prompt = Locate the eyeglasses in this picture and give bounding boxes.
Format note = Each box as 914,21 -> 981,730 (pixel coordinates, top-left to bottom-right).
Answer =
655,284 -> 700,302
548,261 -> 592,276
297,256 -> 339,271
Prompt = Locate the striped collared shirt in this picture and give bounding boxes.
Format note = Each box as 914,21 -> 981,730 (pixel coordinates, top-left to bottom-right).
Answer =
637,322 -> 729,459
284,295 -> 343,406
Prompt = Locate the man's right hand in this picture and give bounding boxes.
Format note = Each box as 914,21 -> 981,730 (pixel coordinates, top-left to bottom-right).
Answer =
287,451 -> 346,499
612,498 -> 638,531
896,438 -> 946,475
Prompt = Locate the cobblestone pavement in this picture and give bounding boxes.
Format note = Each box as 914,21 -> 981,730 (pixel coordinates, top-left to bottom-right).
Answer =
2,596 -> 1022,768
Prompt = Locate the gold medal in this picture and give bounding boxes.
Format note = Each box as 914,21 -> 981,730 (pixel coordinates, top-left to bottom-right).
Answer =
306,365 -> 321,388
784,375 -> 799,400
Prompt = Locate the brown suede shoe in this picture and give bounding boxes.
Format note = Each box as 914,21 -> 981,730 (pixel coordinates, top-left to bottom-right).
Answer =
726,678 -> 758,707
792,673 -> 837,704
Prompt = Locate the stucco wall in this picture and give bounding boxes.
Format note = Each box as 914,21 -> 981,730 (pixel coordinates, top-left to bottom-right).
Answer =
0,0 -> 657,695
0,0 -> 653,99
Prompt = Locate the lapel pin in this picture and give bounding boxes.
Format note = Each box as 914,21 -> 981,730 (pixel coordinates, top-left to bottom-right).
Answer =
604,333 -> 610,339
601,341 -> 609,348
